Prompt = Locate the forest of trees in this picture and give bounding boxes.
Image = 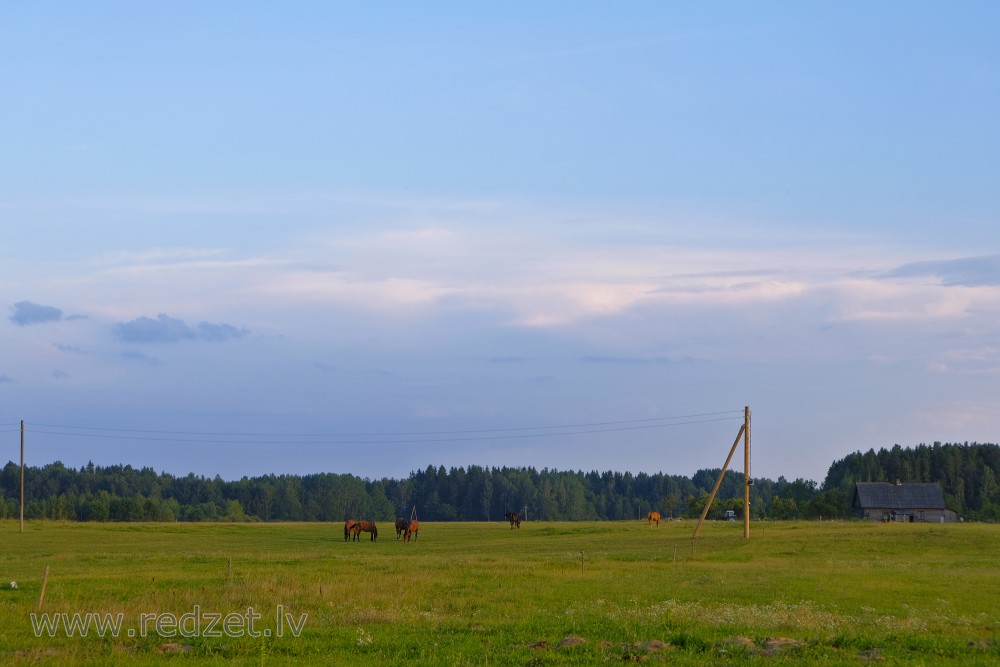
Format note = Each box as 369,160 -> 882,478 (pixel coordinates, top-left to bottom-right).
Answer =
820,442 -> 1000,520
1,442 -> 997,523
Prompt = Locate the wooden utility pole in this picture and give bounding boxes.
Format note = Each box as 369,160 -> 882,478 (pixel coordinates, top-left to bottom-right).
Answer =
692,406 -> 752,541
743,406 -> 751,540
20,420 -> 25,533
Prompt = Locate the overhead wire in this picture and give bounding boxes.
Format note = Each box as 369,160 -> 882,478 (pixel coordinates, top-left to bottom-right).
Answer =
16,411 -> 744,447
28,410 -> 741,437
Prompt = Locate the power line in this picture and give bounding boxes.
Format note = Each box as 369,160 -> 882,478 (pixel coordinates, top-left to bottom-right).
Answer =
28,410 -> 741,438
23,414 -> 743,447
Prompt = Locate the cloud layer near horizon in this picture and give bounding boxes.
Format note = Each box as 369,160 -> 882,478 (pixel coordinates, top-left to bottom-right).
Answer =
11,207 -> 993,354
6,202 -> 998,376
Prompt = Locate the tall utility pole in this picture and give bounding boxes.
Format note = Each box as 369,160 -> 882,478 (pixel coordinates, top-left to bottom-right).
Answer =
743,406 -> 751,540
20,420 -> 25,533
693,406 -> 752,541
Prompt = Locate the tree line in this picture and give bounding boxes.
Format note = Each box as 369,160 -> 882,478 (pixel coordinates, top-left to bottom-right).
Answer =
820,441 -> 1000,520
1,441 -> 997,522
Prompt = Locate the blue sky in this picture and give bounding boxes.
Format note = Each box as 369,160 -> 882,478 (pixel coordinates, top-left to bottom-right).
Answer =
2,3 -> 998,483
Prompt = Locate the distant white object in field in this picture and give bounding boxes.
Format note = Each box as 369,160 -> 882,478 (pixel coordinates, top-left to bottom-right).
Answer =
9,581 -> 17,589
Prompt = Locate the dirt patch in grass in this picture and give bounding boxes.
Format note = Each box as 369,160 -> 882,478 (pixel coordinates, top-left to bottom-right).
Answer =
558,636 -> 587,647
155,643 -> 193,654
717,635 -> 805,657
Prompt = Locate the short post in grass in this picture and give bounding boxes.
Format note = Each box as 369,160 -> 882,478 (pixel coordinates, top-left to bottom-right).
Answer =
38,565 -> 49,610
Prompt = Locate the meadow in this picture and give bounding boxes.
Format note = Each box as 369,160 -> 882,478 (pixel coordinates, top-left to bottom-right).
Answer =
0,519 -> 997,665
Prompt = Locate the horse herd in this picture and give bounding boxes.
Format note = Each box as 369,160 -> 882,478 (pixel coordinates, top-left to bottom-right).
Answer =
343,518 -> 420,542
342,511 -> 663,541
342,512 -> 525,542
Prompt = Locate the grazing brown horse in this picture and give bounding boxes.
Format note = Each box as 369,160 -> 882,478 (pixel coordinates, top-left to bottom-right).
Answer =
395,517 -> 411,542
504,512 -> 521,529
646,511 -> 661,527
344,519 -> 358,541
355,520 -> 378,541
349,521 -> 363,541
408,519 -> 419,540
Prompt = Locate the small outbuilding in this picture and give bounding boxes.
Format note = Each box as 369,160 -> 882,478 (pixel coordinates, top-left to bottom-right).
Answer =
854,481 -> 957,523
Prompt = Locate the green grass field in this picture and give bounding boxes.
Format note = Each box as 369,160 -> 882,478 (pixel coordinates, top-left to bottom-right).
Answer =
1,519 -> 997,665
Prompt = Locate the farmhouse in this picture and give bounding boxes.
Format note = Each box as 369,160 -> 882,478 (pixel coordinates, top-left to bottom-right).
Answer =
854,481 -> 957,523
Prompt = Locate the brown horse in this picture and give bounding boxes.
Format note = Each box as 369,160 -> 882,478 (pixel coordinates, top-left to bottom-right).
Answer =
408,519 -> 419,540
349,521 -> 363,541
355,520 -> 378,542
504,512 -> 521,529
344,519 -> 358,541
395,517 -> 411,542
646,511 -> 661,527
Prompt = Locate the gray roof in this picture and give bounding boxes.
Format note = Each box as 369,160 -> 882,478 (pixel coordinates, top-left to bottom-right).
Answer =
854,482 -> 945,510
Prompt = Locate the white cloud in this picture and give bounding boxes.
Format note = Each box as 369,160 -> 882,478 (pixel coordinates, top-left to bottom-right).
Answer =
828,278 -> 1000,323
259,271 -> 457,311
96,246 -> 230,266
22,205 -> 999,356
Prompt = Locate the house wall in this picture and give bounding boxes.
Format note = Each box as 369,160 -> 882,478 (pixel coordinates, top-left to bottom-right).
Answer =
860,507 -> 957,523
